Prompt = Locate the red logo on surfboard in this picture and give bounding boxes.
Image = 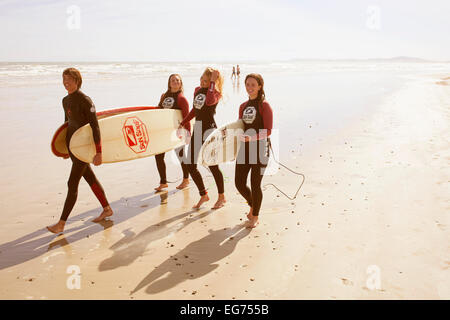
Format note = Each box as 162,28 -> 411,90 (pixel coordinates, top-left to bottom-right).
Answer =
122,117 -> 149,153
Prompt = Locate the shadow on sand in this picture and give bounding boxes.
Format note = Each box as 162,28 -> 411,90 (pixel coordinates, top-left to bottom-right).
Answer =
0,190 -> 180,270
99,209 -> 215,271
131,223 -> 252,295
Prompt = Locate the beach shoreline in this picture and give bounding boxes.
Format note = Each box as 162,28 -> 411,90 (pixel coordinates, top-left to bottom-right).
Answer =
0,72 -> 449,300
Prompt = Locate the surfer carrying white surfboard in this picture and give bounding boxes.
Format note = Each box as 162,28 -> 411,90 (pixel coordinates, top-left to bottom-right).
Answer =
179,68 -> 226,209
154,74 -> 191,192
47,68 -> 113,234
235,73 -> 273,228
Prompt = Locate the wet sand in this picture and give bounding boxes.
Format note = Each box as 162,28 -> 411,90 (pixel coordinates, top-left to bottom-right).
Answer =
0,74 -> 448,299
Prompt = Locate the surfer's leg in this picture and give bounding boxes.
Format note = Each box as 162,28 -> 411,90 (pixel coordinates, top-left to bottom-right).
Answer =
62,160 -> 87,221
83,165 -> 109,207
249,164 -> 266,217
155,153 -> 167,184
235,163 -> 252,218
179,147 -> 190,180
187,163 -> 209,208
246,165 -> 266,228
47,159 -> 86,233
177,166 -> 190,189
154,153 -> 168,191
176,147 -> 189,189
209,165 -> 224,194
82,165 -> 113,222
210,165 -> 226,209
186,130 -> 209,208
187,164 -> 206,196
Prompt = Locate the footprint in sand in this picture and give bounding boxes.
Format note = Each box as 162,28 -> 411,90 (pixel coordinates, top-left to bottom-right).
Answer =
341,278 -> 354,286
436,222 -> 446,231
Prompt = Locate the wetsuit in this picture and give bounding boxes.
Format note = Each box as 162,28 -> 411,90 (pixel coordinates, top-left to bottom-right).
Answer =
180,82 -> 224,196
235,99 -> 273,216
60,90 -> 109,221
155,91 -> 190,184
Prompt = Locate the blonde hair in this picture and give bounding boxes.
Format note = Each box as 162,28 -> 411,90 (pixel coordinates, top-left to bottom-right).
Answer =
203,67 -> 224,100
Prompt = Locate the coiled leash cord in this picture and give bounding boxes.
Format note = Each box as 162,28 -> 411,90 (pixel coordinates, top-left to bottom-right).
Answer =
262,141 -> 306,200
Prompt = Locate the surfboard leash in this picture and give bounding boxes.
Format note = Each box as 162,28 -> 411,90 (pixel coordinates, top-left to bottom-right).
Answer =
262,141 -> 306,201
166,142 -> 306,201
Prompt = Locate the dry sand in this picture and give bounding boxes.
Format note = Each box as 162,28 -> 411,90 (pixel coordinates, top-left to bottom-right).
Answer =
0,75 -> 448,300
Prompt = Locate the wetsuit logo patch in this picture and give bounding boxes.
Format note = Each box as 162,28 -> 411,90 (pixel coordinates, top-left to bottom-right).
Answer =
122,116 -> 149,153
242,106 -> 257,124
162,97 -> 175,109
193,93 -> 206,109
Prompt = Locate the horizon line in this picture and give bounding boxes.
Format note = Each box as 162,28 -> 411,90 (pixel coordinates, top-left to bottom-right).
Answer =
0,56 -> 449,64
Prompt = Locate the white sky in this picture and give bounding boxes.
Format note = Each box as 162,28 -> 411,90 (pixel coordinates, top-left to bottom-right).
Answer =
0,0 -> 449,62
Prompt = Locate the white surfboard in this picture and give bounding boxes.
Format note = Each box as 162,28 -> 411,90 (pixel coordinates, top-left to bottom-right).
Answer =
51,106 -> 157,158
197,119 -> 245,166
69,109 -> 188,163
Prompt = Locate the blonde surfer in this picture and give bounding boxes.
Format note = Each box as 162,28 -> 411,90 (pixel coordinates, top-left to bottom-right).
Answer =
179,68 -> 226,209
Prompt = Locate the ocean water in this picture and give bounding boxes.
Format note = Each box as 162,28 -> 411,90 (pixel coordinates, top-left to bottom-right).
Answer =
0,60 -> 449,217
1,60 -> 448,157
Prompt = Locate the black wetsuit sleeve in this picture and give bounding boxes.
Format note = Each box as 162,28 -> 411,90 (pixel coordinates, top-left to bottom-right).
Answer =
63,98 -> 68,122
82,96 -> 102,149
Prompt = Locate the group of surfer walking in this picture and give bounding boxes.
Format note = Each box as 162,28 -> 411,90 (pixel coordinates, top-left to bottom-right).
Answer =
46,67 -> 273,234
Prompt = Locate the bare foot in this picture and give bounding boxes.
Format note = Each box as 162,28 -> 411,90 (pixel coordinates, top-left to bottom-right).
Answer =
246,215 -> 259,228
92,206 -> 113,222
247,207 -> 253,220
176,179 -> 189,190
154,183 -> 168,192
212,194 -> 226,209
193,194 -> 209,209
46,220 -> 66,234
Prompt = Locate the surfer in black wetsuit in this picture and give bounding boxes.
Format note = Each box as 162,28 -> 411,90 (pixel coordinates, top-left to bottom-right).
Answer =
154,74 -> 190,192
235,73 -> 273,228
179,68 -> 226,209
47,68 -> 113,234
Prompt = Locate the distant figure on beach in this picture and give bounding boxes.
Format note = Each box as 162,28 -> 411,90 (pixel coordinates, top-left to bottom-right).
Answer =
47,68 -> 113,234
236,65 -> 241,78
235,73 -> 273,228
231,66 -> 236,80
232,74 -> 241,94
179,67 -> 226,210
154,74 -> 191,192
